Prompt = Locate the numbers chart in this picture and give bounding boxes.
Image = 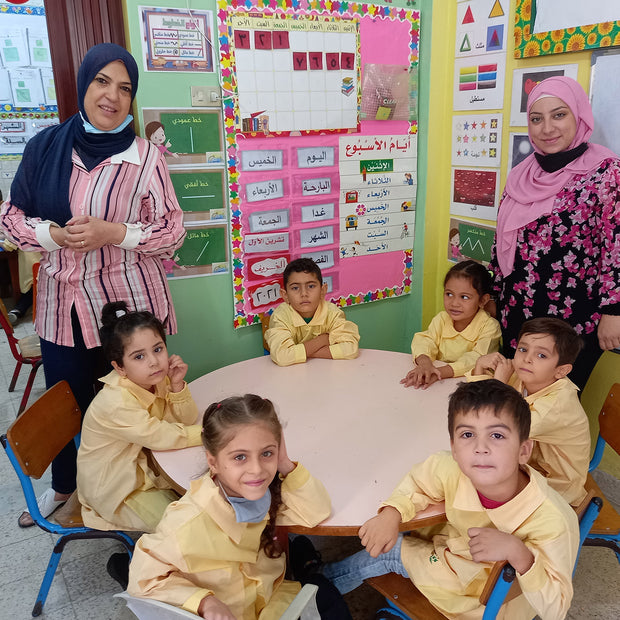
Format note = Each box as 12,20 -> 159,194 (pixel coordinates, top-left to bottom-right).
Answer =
231,13 -> 359,134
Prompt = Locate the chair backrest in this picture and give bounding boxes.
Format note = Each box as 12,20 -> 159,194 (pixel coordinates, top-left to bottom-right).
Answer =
6,381 -> 81,479
260,312 -> 271,353
0,297 -> 20,356
598,383 -> 620,458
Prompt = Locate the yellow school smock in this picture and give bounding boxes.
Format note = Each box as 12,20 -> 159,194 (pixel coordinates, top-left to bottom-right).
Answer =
382,452 -> 579,620
77,371 -> 202,532
127,463 -> 331,619
266,299 -> 360,366
411,309 -> 501,377
467,374 -> 589,506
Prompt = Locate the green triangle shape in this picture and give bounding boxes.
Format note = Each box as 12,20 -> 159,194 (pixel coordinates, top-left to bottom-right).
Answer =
460,33 -> 472,53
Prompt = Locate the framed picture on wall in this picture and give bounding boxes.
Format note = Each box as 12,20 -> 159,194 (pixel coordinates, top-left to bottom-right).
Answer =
514,0 -> 620,58
509,64 -> 578,126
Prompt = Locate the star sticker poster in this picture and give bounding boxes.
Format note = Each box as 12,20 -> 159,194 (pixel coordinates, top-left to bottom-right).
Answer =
451,114 -> 502,167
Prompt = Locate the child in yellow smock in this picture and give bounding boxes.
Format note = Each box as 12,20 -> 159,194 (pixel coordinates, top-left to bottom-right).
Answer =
297,380 -> 579,620
470,317 -> 589,506
76,301 -> 202,532
266,257 -> 359,366
128,394 -> 352,620
401,260 -> 501,389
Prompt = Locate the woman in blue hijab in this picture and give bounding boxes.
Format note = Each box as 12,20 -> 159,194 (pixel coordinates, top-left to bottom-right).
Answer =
1,43 -> 186,527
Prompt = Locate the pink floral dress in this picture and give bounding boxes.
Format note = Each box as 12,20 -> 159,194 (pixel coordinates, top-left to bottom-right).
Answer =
490,158 -> 620,385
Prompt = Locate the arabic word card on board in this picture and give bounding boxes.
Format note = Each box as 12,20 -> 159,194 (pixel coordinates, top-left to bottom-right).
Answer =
218,0 -> 420,327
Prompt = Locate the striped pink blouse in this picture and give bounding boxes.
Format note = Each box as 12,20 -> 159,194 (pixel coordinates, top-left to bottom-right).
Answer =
0,138 -> 186,348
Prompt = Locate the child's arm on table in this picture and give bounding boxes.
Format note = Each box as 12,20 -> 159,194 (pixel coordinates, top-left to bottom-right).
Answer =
402,315 -> 442,387
468,527 -> 534,575
359,506 -> 402,557
401,356 -> 451,389
322,307 -> 360,359
304,333 -> 332,359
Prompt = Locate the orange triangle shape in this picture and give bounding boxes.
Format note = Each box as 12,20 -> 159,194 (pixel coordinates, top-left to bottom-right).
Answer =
489,0 -> 505,18
463,6 -> 475,24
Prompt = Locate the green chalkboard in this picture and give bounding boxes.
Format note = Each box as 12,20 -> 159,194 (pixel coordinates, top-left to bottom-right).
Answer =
458,222 -> 494,263
160,112 -> 222,154
170,171 -> 225,212
176,226 -> 227,267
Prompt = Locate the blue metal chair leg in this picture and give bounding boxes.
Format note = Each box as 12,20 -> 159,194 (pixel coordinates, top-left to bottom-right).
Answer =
33,547 -> 63,617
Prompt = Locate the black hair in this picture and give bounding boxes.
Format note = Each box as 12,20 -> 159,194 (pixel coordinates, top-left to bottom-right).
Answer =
202,394 -> 284,559
517,317 -> 583,366
283,258 -> 323,288
443,260 -> 493,298
99,301 -> 166,365
448,380 -> 531,443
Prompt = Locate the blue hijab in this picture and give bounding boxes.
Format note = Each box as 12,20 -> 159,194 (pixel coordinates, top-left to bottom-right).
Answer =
9,43 -> 139,225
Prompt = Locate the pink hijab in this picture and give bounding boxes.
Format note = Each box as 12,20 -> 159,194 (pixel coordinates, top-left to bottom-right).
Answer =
496,76 -> 617,276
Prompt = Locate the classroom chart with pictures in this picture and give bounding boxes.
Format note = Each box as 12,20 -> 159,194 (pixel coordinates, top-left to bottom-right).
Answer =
0,0 -> 58,197
139,6 -> 214,72
141,107 -> 227,278
231,12 -> 359,134
217,0 -> 420,327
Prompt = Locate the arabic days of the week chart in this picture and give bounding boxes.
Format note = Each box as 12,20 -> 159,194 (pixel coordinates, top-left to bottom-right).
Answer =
218,0 -> 420,327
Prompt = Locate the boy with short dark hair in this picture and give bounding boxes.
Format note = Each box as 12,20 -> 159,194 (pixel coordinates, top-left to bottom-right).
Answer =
472,317 -> 589,505
266,258 -> 360,366
294,380 -> 579,619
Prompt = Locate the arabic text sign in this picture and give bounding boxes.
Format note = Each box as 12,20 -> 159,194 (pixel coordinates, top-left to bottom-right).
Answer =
248,209 -> 290,233
299,225 -> 334,248
240,149 -> 284,171
297,147 -> 335,168
245,179 -> 285,202
244,232 -> 290,253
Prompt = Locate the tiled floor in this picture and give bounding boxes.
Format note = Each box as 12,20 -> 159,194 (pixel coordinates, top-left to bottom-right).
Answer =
0,312 -> 618,619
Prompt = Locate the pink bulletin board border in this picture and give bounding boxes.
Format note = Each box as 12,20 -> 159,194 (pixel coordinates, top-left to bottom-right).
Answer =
217,0 -> 420,328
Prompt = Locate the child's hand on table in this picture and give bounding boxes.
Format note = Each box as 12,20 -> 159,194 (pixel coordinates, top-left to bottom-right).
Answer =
468,527 -> 534,575
359,506 -> 401,557
304,333 -> 332,359
198,594 -> 236,620
167,354 -> 188,392
401,356 -> 450,389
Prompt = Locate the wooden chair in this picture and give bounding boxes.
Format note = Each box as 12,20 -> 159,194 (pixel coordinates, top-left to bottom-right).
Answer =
0,297 -> 42,414
584,382 -> 620,562
0,381 -> 134,617
260,311 -> 272,354
366,492 -> 602,620
115,583 -> 320,619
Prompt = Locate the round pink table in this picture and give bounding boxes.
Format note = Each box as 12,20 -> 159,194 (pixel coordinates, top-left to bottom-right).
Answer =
153,349 -> 458,534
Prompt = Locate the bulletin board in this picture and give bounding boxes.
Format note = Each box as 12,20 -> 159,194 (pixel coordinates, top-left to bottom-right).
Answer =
0,0 -> 58,199
514,0 -> 620,58
217,0 -> 420,327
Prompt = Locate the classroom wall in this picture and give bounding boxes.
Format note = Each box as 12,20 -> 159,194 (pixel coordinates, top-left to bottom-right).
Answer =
122,0 -> 434,379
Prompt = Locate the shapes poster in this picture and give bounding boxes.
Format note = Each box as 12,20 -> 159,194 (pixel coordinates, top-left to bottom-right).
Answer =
455,0 -> 508,58
218,0 -> 420,327
140,6 -> 214,72
451,113 -> 502,167
450,167 -> 499,221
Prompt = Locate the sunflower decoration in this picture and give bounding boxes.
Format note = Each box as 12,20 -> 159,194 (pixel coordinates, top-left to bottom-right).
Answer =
566,33 -> 586,52
523,40 -> 540,57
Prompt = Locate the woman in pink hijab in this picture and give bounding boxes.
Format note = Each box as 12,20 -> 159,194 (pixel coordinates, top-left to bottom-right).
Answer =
490,76 -> 620,389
